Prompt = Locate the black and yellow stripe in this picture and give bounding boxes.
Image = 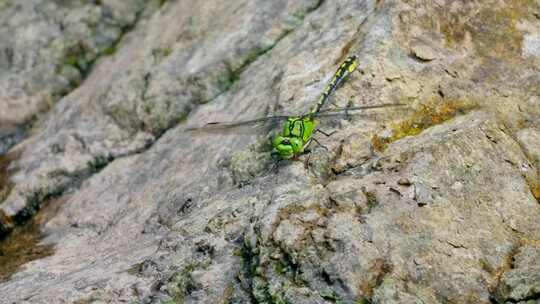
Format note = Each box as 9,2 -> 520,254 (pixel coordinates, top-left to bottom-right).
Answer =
309,55 -> 358,115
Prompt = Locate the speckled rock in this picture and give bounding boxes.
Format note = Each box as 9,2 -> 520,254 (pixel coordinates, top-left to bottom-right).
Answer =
0,0 -> 539,303
496,244 -> 540,303
0,0 -> 144,126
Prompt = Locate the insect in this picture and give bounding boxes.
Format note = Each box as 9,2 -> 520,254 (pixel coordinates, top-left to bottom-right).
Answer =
187,55 -> 403,159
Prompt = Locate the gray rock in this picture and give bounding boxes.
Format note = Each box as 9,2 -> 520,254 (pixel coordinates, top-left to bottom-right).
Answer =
0,0 -> 539,303
0,0 -> 144,126
517,128 -> 540,169
496,244 -> 540,303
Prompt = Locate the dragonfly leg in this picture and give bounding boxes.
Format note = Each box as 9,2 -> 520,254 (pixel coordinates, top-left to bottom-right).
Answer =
270,160 -> 280,174
269,152 -> 282,173
311,137 -> 329,151
315,129 -> 336,137
303,150 -> 312,169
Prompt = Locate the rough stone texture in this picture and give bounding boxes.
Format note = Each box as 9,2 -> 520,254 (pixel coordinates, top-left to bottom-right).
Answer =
496,243 -> 540,303
0,0 -> 144,126
0,0 -> 539,303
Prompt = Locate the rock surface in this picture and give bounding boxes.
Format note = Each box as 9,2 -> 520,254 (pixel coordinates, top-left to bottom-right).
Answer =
0,0 -> 539,303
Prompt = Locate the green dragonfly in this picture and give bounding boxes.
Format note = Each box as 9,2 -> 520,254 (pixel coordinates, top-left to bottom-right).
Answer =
187,55 -> 404,159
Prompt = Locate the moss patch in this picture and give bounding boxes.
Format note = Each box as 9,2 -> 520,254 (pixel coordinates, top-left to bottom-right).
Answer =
362,188 -> 379,212
291,0 -> 324,21
163,261 -> 208,303
240,236 -> 293,304
63,43 -> 93,74
87,155 -> 113,174
371,98 -> 477,152
320,288 -> 345,303
151,47 -> 173,63
13,184 -> 66,225
218,42 -> 278,93
429,1 -> 534,61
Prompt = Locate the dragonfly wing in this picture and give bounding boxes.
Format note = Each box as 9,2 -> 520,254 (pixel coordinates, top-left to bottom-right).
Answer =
185,115 -> 289,134
313,103 -> 407,115
310,103 -> 409,120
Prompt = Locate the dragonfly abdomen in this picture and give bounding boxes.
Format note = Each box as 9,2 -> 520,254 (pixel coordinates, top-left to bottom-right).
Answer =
309,55 -> 359,115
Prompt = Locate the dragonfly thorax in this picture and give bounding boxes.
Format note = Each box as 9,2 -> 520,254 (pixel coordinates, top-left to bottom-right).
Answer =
272,117 -> 317,159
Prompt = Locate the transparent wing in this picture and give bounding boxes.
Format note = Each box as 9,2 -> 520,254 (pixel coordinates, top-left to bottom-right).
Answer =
185,115 -> 289,134
309,103 -> 407,119
186,103 -> 408,134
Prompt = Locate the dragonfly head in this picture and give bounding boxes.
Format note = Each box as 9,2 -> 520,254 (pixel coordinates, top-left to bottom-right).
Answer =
273,135 -> 302,159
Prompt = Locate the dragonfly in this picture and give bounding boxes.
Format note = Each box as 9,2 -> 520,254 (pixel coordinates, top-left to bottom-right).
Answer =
187,55 -> 404,159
